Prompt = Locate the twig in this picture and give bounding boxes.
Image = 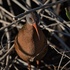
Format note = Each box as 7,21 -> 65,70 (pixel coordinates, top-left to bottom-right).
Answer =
0,15 -> 25,31
47,40 -> 70,60
40,24 -> 70,37
14,65 -> 19,70
33,0 -> 70,34
16,58 -> 37,70
53,33 -> 70,51
41,13 -> 56,21
0,10 -> 11,69
12,0 -> 28,11
57,51 -> 65,70
45,8 -> 70,32
0,6 -> 15,18
14,0 -> 67,19
33,0 -> 50,13
26,0 -> 31,7
0,20 -> 24,28
61,60 -> 70,70
0,44 -> 14,61
0,0 -> 68,31
33,0 -> 70,35
7,0 -> 15,15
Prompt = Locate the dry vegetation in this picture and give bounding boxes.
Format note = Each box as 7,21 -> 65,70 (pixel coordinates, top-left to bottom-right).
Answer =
0,0 -> 70,70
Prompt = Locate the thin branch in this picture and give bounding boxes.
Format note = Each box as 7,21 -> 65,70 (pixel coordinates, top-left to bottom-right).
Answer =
16,58 -> 37,69
47,40 -> 70,60
14,0 -> 67,19
40,24 -> 70,37
0,20 -> 25,28
26,0 -> 31,7
53,33 -> 70,51
0,0 -> 68,31
7,0 -> 15,15
61,60 -> 70,70
0,44 -> 14,61
57,51 -> 65,70
0,10 -> 11,69
0,15 -> 25,31
12,0 -> 28,11
0,6 -> 15,18
32,0 -> 70,34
